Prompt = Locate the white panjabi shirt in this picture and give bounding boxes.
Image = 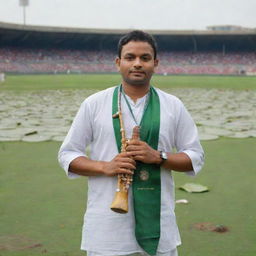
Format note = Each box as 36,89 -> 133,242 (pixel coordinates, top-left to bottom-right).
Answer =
58,86 -> 204,255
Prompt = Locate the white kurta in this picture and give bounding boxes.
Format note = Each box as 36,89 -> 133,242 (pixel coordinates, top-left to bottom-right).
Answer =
58,86 -> 204,255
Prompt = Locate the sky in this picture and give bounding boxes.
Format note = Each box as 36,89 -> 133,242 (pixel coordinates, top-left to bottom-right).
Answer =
0,0 -> 255,30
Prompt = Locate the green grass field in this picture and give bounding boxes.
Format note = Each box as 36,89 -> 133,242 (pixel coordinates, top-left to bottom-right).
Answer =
1,139 -> 255,256
0,74 -> 255,256
1,73 -> 256,90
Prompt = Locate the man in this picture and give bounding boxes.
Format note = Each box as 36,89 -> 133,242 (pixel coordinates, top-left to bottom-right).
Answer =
58,30 -> 204,256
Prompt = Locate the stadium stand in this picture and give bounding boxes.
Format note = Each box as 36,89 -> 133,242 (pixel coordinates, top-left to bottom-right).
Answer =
0,47 -> 256,75
0,22 -> 255,75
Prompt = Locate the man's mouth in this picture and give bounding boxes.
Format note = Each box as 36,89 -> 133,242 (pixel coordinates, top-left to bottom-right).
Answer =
130,71 -> 145,75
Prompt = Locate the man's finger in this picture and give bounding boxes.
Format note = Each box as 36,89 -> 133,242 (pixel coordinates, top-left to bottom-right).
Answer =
133,155 -> 144,161
117,157 -> 136,165
126,145 -> 140,151
118,151 -> 136,158
117,168 -> 134,175
119,162 -> 136,170
127,150 -> 145,157
127,139 -> 142,146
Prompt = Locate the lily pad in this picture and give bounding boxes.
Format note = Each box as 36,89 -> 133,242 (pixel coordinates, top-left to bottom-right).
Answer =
179,183 -> 209,193
199,134 -> 219,141
22,134 -> 51,142
1,89 -> 256,142
227,132 -> 251,138
51,135 -> 66,142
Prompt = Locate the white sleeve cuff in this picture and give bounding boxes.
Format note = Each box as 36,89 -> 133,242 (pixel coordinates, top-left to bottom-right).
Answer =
182,149 -> 204,176
58,151 -> 87,179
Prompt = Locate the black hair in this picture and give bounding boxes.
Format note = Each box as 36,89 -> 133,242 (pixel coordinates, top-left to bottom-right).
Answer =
117,30 -> 157,59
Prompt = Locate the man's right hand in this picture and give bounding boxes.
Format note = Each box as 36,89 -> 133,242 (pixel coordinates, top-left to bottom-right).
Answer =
102,152 -> 136,176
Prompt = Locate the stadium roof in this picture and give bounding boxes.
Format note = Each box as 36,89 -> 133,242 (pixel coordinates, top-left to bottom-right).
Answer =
1,22 -> 256,51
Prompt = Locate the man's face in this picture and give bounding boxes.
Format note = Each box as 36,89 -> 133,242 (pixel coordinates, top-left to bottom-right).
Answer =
116,41 -> 158,87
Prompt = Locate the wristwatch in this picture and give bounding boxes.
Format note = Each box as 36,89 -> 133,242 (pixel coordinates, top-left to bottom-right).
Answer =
159,151 -> 168,164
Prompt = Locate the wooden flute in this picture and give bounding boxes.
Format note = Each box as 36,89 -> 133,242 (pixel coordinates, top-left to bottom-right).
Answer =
110,112 -> 140,213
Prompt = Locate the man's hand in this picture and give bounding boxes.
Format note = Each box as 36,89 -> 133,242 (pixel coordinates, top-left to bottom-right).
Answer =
126,140 -> 193,172
126,140 -> 162,164
103,152 -> 136,176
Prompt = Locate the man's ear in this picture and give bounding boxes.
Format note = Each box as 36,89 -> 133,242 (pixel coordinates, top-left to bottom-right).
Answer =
153,59 -> 159,74
115,57 -> 121,71
154,59 -> 159,67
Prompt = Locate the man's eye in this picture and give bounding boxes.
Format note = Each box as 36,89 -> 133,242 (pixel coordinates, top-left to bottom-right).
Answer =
141,56 -> 151,61
125,56 -> 134,60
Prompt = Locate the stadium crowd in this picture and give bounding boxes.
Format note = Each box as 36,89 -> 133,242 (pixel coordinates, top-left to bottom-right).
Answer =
0,47 -> 255,75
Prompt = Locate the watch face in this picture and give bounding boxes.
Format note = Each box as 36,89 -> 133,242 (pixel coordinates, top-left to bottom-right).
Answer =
161,151 -> 168,160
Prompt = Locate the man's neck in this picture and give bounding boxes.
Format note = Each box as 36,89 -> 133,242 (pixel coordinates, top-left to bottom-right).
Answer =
122,83 -> 150,103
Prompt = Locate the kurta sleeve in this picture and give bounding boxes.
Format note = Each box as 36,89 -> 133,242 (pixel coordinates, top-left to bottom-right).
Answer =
58,100 -> 93,178
174,100 -> 204,176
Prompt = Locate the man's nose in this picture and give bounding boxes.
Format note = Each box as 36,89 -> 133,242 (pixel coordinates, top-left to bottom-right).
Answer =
133,58 -> 142,68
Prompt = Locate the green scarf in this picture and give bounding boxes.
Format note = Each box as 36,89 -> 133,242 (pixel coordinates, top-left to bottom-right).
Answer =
112,85 -> 161,255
